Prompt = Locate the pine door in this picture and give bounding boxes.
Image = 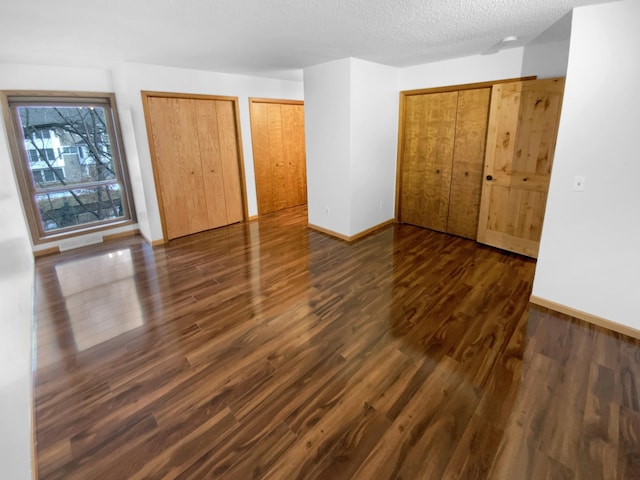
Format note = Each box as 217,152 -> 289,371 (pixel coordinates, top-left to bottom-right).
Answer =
477,77 -> 565,257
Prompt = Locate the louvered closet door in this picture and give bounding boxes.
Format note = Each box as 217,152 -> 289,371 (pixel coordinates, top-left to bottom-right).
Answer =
144,94 -> 245,240
477,77 -> 565,258
400,91 -> 458,232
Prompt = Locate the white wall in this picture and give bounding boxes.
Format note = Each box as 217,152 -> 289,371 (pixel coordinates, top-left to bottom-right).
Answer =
521,40 -> 571,79
350,59 -> 399,235
112,62 -> 304,242
399,47 -> 525,91
533,0 -> 640,328
0,76 -> 35,480
304,58 -> 353,235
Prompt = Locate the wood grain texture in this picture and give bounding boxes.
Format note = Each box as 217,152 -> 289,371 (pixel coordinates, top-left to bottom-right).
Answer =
477,77 -> 565,258
400,91 -> 458,232
250,99 -> 306,215
33,206 -> 640,479
143,92 -> 245,240
447,87 -> 491,239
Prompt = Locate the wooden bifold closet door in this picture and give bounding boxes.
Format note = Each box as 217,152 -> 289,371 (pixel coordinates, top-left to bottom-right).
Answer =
143,93 -> 245,240
399,87 -> 490,239
250,99 -> 306,215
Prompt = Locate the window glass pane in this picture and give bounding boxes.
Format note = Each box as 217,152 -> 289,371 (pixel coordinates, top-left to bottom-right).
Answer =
17,106 -> 117,189
35,184 -> 125,232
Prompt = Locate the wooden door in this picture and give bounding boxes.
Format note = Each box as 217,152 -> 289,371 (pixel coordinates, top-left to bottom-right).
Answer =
143,93 -> 245,240
250,99 -> 306,215
477,77 -> 565,258
400,91 -> 458,232
447,88 -> 491,239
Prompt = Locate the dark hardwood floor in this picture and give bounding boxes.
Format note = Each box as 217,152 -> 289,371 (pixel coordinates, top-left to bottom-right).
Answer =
33,206 -> 640,479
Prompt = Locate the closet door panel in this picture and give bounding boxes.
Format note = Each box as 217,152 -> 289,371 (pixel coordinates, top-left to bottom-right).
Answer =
447,88 -> 491,239
251,102 -> 275,214
400,91 -> 458,232
215,100 -> 244,224
195,99 -> 228,229
266,104 -> 288,212
281,103 -> 307,208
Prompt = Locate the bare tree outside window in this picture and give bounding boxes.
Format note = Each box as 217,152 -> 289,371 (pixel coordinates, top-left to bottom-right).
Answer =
4,93 -> 135,243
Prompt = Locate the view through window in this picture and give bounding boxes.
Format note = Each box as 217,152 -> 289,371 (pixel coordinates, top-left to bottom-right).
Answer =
5,94 -> 135,242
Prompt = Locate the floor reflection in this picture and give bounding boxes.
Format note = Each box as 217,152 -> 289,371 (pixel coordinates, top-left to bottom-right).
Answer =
54,248 -> 143,351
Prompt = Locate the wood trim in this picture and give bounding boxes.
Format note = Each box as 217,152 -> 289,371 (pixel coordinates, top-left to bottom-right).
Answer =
247,215 -> 259,222
394,90 -> 406,222
308,219 -> 394,242
33,246 -> 60,258
349,220 -> 395,241
249,97 -> 304,106
140,91 -> 243,102
308,224 -> 350,241
400,76 -> 537,97
150,239 -> 165,247
232,98 -> 250,223
102,229 -> 140,242
530,295 -> 640,340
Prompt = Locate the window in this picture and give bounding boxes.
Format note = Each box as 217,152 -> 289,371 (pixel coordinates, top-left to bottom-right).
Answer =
3,92 -> 135,243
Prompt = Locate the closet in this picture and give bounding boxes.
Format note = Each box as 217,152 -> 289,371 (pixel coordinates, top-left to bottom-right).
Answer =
399,86 -> 490,239
397,76 -> 565,258
142,92 -> 246,240
249,98 -> 307,215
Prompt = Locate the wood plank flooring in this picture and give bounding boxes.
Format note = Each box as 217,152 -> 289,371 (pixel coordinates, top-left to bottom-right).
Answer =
33,206 -> 640,479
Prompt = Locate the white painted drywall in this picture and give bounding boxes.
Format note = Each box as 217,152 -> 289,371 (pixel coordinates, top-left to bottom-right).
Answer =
350,58 -> 399,235
112,62 -> 304,242
399,47 -> 525,91
533,0 -> 640,328
304,58 -> 353,235
521,40 -> 571,79
0,83 -> 35,480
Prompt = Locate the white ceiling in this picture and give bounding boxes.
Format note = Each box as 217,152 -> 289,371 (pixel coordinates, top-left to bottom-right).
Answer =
0,0 -> 617,81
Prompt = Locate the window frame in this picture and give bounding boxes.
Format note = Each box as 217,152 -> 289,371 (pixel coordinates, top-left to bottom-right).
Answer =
1,91 -> 136,245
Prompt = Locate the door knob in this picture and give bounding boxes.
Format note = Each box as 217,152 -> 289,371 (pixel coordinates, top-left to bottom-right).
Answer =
486,175 -> 493,181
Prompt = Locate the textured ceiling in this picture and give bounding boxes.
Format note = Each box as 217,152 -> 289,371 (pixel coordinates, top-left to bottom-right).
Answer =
0,0 -> 618,80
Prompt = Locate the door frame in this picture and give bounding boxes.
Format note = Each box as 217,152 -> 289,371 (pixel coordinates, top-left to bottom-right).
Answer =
141,91 -> 249,242
394,76 -> 536,223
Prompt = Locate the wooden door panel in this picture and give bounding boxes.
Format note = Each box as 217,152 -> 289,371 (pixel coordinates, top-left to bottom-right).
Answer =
250,100 -> 307,215
266,104 -> 288,212
478,77 -> 565,258
281,104 -> 307,208
400,92 -> 458,232
194,99 -> 228,229
251,102 -> 275,214
215,100 -> 244,225
447,88 -> 490,239
173,99 -> 210,237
